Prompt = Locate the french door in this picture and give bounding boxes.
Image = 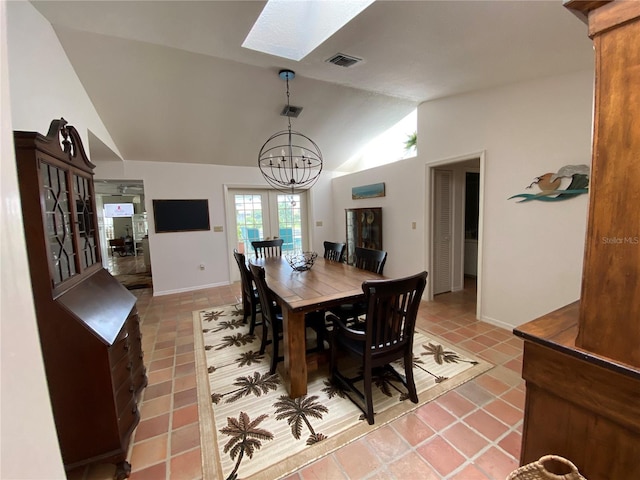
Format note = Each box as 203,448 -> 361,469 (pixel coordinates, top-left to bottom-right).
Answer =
229,189 -> 308,261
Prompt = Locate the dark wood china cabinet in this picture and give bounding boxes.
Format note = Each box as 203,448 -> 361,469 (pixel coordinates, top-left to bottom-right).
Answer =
345,207 -> 382,265
14,119 -> 147,479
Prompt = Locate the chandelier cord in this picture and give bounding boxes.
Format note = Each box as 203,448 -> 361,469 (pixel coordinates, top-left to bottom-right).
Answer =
285,75 -> 294,199
258,69 -> 323,197
285,75 -> 292,134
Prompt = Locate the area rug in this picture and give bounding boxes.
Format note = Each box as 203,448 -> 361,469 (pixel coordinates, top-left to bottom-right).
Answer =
113,273 -> 152,290
193,304 -> 492,480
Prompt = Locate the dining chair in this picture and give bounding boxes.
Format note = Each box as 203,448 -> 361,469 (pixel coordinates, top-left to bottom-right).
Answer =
232,249 -> 261,335
329,270 -> 428,424
352,246 -> 387,274
323,241 -> 346,262
329,246 -> 388,325
249,263 -> 326,374
251,238 -> 284,258
109,238 -> 127,257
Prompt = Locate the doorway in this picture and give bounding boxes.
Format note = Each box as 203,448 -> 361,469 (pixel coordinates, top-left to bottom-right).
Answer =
428,154 -> 484,318
94,180 -> 150,277
227,188 -> 309,281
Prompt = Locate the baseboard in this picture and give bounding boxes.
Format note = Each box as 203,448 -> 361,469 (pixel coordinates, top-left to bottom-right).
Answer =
153,280 -> 230,296
480,314 -> 516,331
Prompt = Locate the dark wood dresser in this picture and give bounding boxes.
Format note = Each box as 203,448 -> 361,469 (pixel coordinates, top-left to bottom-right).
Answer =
513,2 -> 640,478
14,119 -> 147,478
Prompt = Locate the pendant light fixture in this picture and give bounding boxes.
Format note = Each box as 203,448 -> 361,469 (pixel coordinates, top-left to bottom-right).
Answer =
258,70 -> 323,196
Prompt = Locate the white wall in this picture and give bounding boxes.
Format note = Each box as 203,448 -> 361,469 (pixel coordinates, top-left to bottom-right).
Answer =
95,160 -> 337,295
1,2 -> 66,477
6,1 -> 120,158
332,160 -> 427,279
425,71 -> 593,328
333,70 -> 593,329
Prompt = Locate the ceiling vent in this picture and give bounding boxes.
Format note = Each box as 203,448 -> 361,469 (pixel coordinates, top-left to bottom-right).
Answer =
281,105 -> 303,118
326,53 -> 362,68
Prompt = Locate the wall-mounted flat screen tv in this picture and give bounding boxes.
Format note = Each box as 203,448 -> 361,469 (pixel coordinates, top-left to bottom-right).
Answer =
104,203 -> 134,218
152,199 -> 210,233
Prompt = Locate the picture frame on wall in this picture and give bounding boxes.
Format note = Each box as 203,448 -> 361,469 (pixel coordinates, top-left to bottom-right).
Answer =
352,182 -> 385,200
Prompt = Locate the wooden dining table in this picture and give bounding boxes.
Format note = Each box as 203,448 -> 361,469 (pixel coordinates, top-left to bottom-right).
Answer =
250,256 -> 385,398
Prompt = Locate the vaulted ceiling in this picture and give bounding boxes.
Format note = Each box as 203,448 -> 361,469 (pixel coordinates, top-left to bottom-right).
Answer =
31,1 -> 594,173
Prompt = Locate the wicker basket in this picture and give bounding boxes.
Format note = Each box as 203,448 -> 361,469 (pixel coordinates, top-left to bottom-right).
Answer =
507,455 -> 586,480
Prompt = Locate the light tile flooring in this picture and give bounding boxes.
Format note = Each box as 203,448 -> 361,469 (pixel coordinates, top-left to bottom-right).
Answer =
70,256 -> 525,480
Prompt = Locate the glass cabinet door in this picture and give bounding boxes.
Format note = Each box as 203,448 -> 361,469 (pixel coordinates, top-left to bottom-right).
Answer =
345,207 -> 382,265
73,173 -> 99,270
42,162 -> 76,285
40,161 -> 101,287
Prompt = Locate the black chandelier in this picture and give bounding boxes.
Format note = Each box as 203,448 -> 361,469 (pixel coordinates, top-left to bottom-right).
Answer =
258,70 -> 323,195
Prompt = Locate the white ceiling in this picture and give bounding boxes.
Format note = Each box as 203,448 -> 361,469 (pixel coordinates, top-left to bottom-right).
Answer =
31,0 -> 593,173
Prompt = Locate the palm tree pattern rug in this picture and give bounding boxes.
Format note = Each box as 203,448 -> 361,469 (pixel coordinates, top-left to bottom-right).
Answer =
193,303 -> 492,480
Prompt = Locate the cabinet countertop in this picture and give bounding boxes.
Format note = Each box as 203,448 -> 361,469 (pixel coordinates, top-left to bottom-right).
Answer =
513,301 -> 640,380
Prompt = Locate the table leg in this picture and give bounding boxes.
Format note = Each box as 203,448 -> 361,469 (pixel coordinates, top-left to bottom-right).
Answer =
281,307 -> 307,398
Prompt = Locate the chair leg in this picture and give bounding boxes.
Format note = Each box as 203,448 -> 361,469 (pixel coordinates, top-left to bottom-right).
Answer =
248,301 -> 257,335
269,330 -> 279,375
329,331 -> 338,379
241,297 -> 250,325
363,365 -> 375,425
317,327 -> 325,351
404,353 -> 419,403
308,311 -> 325,351
259,316 -> 269,355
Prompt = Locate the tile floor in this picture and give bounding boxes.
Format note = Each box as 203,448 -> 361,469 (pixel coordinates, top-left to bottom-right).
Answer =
70,256 -> 525,480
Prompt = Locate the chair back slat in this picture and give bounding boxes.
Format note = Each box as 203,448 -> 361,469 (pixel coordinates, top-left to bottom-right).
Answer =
251,238 -> 284,258
354,246 -> 387,274
323,241 -> 346,262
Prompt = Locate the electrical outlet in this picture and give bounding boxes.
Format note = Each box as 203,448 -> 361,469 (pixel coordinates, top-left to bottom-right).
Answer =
199,264 -> 205,270
213,226 -> 223,232
411,222 -> 417,230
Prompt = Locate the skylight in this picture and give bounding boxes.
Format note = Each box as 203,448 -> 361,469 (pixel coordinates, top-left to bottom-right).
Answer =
242,0 -> 374,61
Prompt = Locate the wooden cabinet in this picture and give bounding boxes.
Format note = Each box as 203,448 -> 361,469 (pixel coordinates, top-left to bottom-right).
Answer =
345,207 -> 382,265
14,119 -> 147,478
513,3 -> 640,478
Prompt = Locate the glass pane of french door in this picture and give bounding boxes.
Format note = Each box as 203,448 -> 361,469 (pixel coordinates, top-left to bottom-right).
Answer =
275,194 -> 303,253
234,192 -> 267,253
230,189 -> 307,260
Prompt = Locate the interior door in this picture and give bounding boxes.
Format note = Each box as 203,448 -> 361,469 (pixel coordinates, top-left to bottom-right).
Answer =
433,169 -> 453,295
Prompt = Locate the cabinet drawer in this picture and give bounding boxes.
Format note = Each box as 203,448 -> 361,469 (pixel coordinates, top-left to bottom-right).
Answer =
114,377 -> 135,415
118,398 -> 140,439
111,353 -> 134,392
127,335 -> 143,361
109,330 -> 131,368
131,365 -> 148,394
127,318 -> 143,346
